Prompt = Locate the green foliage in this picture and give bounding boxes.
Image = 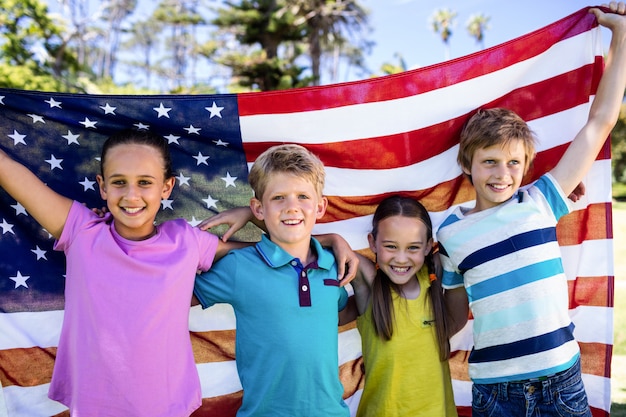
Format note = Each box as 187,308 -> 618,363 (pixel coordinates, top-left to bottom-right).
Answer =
0,63 -> 63,90
211,0 -> 309,91
614,182 -> 626,201
612,104 -> 626,183
0,0 -> 84,91
0,0 -> 372,92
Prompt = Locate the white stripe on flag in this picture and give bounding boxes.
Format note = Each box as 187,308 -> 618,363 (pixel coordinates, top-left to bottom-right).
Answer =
0,311 -> 62,350
239,30 -> 600,144
1,384 -> 66,417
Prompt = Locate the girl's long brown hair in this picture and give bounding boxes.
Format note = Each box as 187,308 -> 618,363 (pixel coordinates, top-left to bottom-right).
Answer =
369,196 -> 451,361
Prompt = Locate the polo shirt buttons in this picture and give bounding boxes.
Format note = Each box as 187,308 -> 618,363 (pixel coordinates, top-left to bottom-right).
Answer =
291,260 -> 298,266
301,285 -> 308,291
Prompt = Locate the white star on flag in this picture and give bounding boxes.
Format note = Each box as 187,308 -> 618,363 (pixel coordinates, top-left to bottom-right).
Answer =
185,125 -> 201,135
193,152 -> 209,166
45,155 -> 63,170
165,134 -> 180,145
176,172 -> 191,186
221,172 -> 237,188
205,102 -> 224,118
80,118 -> 97,129
45,97 -> 62,108
9,130 -> 26,145
10,271 -> 30,289
28,114 -> 45,124
79,177 -> 96,191
202,195 -> 218,210
100,103 -> 116,114
63,131 -> 80,145
0,219 -> 15,235
161,199 -> 174,210
154,103 -> 172,118
31,246 -> 47,260
187,217 -> 202,227
11,202 -> 27,216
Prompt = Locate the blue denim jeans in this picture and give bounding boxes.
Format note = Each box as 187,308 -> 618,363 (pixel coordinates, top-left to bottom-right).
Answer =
471,357 -> 591,417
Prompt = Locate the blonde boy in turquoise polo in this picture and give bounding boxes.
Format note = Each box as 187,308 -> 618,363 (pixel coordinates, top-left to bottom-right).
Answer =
193,144 -> 349,417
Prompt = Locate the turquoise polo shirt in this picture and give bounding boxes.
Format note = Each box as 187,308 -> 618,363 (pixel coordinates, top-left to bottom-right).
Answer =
194,234 -> 349,417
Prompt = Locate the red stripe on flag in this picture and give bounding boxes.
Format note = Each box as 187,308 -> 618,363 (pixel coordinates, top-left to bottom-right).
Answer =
240,63 -> 601,168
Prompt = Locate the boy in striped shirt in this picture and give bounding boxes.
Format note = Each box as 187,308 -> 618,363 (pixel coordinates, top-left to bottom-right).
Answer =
437,4 -> 626,416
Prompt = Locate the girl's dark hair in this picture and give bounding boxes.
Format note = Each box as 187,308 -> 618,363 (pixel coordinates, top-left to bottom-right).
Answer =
370,195 -> 451,361
100,129 -> 175,179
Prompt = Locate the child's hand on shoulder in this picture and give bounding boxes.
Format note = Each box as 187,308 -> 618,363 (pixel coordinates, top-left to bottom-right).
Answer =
198,206 -> 256,242
568,182 -> 586,203
89,205 -> 108,218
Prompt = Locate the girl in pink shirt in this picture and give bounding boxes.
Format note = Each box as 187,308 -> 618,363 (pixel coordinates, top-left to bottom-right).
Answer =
0,129 -> 248,416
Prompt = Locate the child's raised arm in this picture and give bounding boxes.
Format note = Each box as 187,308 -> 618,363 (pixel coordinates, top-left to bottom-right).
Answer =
551,3 -> 626,195
0,149 -> 72,239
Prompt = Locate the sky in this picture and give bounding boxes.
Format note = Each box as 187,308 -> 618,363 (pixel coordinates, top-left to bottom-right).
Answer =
361,0 -> 609,74
43,0 -> 608,85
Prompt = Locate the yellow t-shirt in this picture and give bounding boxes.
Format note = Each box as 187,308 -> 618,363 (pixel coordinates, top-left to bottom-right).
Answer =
356,268 -> 458,417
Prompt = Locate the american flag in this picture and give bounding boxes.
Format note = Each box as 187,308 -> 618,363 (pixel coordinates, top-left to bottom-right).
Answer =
0,7 -> 615,417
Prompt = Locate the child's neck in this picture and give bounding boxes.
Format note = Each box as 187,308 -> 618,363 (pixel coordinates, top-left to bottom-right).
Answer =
273,238 -> 315,265
399,276 -> 421,300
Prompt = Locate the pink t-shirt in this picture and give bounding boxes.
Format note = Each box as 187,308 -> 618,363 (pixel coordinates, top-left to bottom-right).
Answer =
50,201 -> 218,417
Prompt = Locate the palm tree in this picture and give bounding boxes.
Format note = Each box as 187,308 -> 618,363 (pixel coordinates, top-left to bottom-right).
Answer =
429,8 -> 457,61
280,0 -> 370,85
466,13 -> 490,50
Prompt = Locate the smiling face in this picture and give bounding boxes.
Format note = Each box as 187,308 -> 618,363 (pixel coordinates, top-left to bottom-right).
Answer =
368,215 -> 432,294
250,172 -> 327,259
96,143 -> 174,241
464,139 -> 528,213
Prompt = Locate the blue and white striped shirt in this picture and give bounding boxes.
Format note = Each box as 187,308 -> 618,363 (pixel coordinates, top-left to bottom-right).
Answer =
438,173 -> 580,383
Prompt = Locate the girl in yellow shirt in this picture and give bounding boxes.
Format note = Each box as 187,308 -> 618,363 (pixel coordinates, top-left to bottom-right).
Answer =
351,196 -> 458,417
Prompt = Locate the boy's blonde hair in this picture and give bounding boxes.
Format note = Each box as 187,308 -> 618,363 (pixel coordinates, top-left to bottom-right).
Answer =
248,144 -> 326,199
458,108 -> 537,174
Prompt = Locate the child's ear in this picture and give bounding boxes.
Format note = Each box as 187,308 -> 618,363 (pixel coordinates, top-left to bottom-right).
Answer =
161,177 -> 175,199
96,174 -> 107,200
367,233 -> 376,253
316,196 -> 328,219
250,197 -> 264,221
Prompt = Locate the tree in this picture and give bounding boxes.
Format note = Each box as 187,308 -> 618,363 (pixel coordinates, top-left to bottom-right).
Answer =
466,13 -> 490,50
0,0 -> 80,90
281,0 -> 371,85
98,0 -> 138,79
122,19 -> 162,90
211,0 -> 310,91
152,0 -> 207,92
379,52 -> 407,76
429,7 -> 457,61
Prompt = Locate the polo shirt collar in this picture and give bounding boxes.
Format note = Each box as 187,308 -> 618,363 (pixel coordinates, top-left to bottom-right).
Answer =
255,234 -> 334,270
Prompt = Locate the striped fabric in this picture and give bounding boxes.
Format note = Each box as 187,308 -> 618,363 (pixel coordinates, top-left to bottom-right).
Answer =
0,7 -> 614,417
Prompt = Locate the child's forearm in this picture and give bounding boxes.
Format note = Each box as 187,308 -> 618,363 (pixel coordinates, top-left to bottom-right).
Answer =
588,7 -> 626,133
0,149 -> 71,238
314,233 -> 359,284
444,287 -> 470,337
551,6 -> 626,195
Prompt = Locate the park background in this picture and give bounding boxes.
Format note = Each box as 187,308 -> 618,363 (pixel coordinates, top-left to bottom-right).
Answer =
1,0 -> 626,414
